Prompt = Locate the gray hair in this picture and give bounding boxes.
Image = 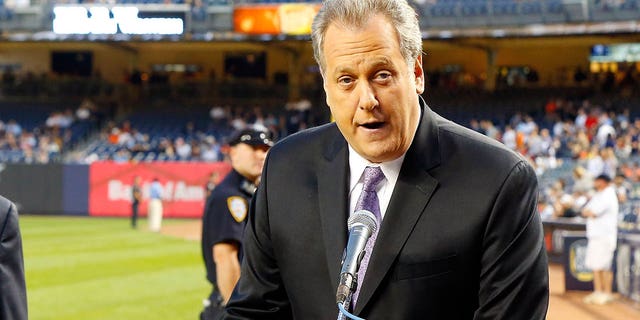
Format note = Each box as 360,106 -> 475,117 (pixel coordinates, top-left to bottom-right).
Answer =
311,0 -> 422,74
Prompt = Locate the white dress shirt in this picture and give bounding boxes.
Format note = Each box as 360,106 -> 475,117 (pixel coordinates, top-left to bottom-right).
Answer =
348,146 -> 405,221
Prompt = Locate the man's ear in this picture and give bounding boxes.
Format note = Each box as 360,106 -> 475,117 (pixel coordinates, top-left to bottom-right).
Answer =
321,70 -> 332,109
414,55 -> 425,95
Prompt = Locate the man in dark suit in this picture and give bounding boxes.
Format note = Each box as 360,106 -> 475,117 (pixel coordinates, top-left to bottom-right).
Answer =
223,0 -> 549,318
0,195 -> 28,320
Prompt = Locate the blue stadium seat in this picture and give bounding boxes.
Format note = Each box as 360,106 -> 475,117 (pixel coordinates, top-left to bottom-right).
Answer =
192,7 -> 207,22
431,3 -> 457,17
144,152 -> 157,162
493,0 -> 518,15
546,0 -> 563,13
521,2 -> 543,15
461,0 -> 488,16
132,152 -> 145,161
620,0 -> 638,10
8,150 -> 24,163
208,0 -> 231,5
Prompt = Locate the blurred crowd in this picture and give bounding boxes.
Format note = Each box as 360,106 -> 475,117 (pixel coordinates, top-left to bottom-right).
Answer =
470,97 -> 638,173
468,96 -> 640,227
0,99 -> 99,163
86,97 -> 321,163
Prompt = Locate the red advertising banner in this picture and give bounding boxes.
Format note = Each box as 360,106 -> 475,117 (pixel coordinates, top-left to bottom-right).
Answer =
89,161 -> 232,218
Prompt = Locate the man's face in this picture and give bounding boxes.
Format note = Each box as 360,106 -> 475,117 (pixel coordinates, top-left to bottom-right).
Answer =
322,14 -> 424,163
230,143 -> 269,183
594,178 -> 607,191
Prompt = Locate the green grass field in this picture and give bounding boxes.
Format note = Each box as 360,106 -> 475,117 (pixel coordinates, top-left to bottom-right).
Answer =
21,216 -> 209,320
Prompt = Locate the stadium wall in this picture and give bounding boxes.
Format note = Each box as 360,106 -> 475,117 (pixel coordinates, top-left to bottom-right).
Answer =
0,161 -> 231,217
423,45 -> 488,76
0,163 -> 65,215
495,40 -> 594,85
63,164 -> 89,216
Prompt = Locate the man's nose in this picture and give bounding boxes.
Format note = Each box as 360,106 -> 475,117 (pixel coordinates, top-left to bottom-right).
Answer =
358,82 -> 378,111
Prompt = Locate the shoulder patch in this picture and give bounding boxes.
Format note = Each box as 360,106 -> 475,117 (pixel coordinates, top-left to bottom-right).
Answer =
227,196 -> 248,223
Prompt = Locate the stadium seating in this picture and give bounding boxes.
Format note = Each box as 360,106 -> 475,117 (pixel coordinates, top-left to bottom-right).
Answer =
2,81 -> 634,164
0,102 -> 97,163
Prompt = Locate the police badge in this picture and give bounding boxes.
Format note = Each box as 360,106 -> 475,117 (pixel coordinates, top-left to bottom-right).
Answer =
227,196 -> 248,222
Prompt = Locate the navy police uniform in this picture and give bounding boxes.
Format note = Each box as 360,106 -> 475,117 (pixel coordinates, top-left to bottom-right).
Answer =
200,128 -> 272,320
200,169 -> 255,319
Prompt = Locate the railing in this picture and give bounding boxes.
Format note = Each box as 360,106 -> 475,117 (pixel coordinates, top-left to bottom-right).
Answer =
0,0 -> 637,35
416,0 -> 640,28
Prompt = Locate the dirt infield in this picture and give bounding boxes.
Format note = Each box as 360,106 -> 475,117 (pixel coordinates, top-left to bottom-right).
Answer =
160,219 -> 202,241
163,220 -> 640,319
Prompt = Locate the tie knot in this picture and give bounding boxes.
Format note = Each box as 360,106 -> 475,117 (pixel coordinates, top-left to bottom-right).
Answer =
362,166 -> 385,192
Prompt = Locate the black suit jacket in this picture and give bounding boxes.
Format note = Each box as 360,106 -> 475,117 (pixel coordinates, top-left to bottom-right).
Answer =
224,103 -> 549,319
0,196 -> 28,320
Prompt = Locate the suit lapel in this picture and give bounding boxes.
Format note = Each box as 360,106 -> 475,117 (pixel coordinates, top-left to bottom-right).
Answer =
354,100 -> 442,314
317,127 -> 350,295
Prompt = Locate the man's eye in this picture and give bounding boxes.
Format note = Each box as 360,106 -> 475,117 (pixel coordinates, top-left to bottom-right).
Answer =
376,72 -> 391,80
338,77 -> 353,85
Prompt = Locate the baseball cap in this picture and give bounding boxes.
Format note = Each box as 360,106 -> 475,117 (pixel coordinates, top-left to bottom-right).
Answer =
228,128 -> 274,147
595,174 -> 612,183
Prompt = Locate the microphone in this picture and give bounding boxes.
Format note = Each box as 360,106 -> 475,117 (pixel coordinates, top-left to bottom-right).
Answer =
336,209 -> 378,305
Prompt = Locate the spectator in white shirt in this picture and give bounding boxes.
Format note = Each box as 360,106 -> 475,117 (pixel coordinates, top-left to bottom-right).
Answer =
582,174 -> 619,305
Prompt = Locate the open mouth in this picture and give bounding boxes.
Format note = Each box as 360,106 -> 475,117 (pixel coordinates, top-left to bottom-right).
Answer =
361,122 -> 385,129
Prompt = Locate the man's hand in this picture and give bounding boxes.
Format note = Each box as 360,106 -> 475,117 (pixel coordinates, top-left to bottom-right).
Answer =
582,209 -> 596,218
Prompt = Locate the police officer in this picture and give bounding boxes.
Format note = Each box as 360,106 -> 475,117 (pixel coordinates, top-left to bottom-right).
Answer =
200,128 -> 273,320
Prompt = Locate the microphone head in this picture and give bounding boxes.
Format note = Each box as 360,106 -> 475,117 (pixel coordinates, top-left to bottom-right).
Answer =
348,210 -> 378,234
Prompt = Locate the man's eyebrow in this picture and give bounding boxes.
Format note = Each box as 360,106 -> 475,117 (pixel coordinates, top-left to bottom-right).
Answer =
332,57 -> 394,75
369,57 -> 393,69
333,65 -> 356,75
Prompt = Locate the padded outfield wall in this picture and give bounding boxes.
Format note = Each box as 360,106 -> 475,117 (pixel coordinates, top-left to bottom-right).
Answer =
0,162 -> 231,217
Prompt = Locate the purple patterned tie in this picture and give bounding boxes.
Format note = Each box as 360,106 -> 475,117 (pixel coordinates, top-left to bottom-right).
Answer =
351,166 -> 385,309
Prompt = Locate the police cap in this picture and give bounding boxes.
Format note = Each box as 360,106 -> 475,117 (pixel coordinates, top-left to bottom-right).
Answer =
228,128 -> 274,147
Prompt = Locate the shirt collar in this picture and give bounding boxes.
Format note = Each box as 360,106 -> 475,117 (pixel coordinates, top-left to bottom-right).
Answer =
348,145 -> 405,193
